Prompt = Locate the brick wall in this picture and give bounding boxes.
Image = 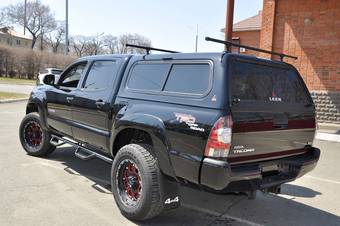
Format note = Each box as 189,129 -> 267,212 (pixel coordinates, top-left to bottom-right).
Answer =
261,0 -> 340,124
233,30 -> 261,56
259,0 -> 276,58
270,0 -> 340,92
312,91 -> 340,124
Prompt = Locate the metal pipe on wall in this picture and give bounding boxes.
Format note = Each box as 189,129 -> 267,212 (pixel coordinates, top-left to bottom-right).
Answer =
225,0 -> 235,51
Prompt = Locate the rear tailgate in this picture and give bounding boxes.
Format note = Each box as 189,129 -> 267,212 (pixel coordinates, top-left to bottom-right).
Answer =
228,58 -> 315,164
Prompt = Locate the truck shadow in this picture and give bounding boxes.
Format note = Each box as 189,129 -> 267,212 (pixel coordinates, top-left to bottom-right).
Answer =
280,184 -> 321,198
48,147 -> 340,226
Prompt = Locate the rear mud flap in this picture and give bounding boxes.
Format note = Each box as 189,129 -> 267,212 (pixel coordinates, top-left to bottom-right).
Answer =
160,175 -> 181,210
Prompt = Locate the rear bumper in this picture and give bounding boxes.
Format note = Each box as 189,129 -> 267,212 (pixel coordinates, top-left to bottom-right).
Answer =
200,147 -> 320,192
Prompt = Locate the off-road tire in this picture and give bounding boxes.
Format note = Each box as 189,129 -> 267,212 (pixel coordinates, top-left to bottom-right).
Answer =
111,144 -> 163,221
19,112 -> 55,157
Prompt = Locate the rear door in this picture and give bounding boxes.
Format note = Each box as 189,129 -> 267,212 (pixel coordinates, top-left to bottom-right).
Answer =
228,58 -> 315,163
71,59 -> 122,151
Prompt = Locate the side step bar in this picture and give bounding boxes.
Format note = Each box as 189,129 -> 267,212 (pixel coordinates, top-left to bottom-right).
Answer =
50,135 -> 113,164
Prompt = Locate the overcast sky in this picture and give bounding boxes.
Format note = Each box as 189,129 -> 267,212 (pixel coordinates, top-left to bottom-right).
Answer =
0,0 -> 263,52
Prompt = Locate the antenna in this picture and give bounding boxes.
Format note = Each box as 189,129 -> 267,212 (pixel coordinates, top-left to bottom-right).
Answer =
205,37 -> 297,61
125,44 -> 180,55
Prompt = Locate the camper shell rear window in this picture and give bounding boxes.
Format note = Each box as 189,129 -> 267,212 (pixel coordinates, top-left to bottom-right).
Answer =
230,60 -> 311,104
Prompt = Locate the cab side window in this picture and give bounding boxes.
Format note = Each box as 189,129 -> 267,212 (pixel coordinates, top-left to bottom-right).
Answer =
59,62 -> 87,88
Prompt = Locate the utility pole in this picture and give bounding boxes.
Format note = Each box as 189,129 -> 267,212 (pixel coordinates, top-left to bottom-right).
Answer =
24,0 -> 27,35
40,16 -> 43,51
65,0 -> 69,55
225,0 -> 235,51
195,24 -> 198,52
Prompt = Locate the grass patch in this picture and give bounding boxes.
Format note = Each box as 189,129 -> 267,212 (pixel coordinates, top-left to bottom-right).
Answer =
0,77 -> 36,86
0,91 -> 28,100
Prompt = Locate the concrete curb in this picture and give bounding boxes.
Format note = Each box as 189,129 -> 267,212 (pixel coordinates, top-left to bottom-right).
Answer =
316,132 -> 340,143
318,123 -> 340,134
0,98 -> 28,104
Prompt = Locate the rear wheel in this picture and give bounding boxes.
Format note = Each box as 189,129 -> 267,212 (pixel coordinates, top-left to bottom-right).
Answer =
111,144 -> 163,221
19,112 -> 55,157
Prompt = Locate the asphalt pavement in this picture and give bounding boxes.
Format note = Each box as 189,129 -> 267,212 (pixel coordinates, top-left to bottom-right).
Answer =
0,101 -> 339,226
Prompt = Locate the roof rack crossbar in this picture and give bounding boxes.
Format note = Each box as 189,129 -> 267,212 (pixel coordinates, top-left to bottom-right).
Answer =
205,37 -> 297,61
125,44 -> 180,55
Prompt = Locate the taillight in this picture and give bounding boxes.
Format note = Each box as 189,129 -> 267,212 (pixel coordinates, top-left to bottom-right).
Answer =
204,116 -> 233,158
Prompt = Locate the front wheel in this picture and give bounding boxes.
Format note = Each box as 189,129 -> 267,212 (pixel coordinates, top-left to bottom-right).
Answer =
111,144 -> 163,221
19,112 -> 55,157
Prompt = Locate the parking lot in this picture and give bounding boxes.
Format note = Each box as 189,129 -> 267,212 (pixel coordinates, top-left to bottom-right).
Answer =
0,101 -> 339,226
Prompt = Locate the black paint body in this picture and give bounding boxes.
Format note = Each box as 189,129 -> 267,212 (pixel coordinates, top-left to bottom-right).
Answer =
26,53 -> 320,192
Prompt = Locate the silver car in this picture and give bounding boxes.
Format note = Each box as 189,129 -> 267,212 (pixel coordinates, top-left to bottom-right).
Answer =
37,68 -> 63,85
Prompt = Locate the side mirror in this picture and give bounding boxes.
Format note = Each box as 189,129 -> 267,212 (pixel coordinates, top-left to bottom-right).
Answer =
43,74 -> 56,86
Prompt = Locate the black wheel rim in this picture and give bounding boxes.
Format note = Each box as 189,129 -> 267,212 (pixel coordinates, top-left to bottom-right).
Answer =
23,121 -> 43,150
116,159 -> 142,207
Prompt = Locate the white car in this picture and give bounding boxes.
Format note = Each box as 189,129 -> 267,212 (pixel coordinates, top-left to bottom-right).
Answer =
37,68 -> 63,85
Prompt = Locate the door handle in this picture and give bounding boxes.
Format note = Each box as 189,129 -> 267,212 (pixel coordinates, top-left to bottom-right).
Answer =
232,98 -> 241,106
66,96 -> 74,103
118,101 -> 128,106
95,99 -> 105,107
274,124 -> 288,129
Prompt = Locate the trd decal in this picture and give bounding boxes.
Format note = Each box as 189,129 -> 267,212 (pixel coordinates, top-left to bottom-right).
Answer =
174,113 -> 196,124
174,113 -> 205,132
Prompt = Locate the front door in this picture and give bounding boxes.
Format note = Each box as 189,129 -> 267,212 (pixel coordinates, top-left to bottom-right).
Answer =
46,62 -> 88,137
71,59 -> 121,151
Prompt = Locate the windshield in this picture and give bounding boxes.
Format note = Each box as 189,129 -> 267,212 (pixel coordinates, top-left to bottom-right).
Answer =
51,70 -> 63,75
230,60 -> 310,104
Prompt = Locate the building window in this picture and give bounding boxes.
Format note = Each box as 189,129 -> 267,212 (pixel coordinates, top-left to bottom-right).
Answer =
231,37 -> 240,53
16,39 -> 21,45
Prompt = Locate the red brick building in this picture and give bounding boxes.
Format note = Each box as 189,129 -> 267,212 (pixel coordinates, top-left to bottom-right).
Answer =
223,10 -> 262,56
226,0 -> 340,125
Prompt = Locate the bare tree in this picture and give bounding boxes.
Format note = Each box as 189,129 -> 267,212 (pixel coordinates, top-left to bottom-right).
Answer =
5,0 -> 57,49
117,33 -> 152,54
70,35 -> 89,57
70,33 -> 152,57
103,34 -> 118,54
45,22 -> 65,53
0,9 -> 6,27
84,33 -> 105,56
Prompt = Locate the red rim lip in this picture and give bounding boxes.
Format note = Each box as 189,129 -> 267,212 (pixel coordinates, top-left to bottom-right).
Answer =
116,159 -> 142,205
122,162 -> 141,201
23,121 -> 43,148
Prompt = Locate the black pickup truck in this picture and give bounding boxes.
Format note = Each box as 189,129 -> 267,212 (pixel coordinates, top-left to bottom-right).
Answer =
19,39 -> 320,221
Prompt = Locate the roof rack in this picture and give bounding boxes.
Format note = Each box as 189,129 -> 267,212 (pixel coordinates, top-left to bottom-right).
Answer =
205,37 -> 297,62
125,44 -> 180,55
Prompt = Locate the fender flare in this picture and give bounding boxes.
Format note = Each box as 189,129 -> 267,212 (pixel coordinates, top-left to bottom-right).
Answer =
26,94 -> 49,130
110,113 -> 177,179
